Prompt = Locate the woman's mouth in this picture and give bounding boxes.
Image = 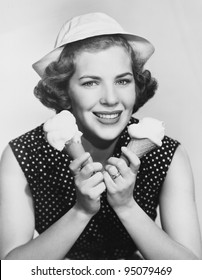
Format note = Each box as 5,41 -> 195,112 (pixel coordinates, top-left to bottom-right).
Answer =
93,111 -> 122,124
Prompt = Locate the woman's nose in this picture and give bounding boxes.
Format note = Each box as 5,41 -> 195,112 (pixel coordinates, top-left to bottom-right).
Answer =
100,85 -> 119,106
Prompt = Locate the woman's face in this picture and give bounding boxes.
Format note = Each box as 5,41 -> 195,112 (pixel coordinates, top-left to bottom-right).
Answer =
68,46 -> 136,143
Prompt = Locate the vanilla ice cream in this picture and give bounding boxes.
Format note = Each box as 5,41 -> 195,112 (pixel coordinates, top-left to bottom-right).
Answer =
128,117 -> 165,146
43,110 -> 84,155
121,117 -> 165,161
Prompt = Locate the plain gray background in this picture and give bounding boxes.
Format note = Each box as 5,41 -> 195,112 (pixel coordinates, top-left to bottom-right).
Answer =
1,0 -> 202,234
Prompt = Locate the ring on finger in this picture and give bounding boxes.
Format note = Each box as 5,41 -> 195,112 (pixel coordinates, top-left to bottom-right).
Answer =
111,171 -> 121,180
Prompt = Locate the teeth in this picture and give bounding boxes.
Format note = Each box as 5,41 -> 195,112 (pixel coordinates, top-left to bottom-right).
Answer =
96,113 -> 119,119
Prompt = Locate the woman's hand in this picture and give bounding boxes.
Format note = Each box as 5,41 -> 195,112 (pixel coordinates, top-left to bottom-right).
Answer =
104,146 -> 140,212
69,153 -> 106,216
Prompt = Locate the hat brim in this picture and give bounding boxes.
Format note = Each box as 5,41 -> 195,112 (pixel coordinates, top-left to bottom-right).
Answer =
32,32 -> 154,77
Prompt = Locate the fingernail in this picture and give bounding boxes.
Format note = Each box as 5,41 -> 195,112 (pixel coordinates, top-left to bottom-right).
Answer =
121,146 -> 127,152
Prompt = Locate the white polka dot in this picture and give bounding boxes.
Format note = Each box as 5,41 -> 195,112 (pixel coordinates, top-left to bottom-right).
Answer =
9,119 -> 180,259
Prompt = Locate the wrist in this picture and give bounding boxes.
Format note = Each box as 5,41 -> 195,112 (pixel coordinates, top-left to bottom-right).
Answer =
72,203 -> 95,221
114,199 -> 137,220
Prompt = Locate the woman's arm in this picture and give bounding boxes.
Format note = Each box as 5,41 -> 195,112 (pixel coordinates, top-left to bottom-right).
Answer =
0,146 -> 104,259
0,145 -> 35,259
159,144 -> 202,258
104,146 -> 202,259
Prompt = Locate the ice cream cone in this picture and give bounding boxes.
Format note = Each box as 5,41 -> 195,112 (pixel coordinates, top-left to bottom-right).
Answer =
128,138 -> 157,158
120,138 -> 157,164
64,141 -> 86,160
121,117 -> 165,164
64,131 -> 86,160
43,110 -> 86,160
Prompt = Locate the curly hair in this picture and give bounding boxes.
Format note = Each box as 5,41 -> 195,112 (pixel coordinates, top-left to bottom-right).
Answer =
34,34 -> 158,113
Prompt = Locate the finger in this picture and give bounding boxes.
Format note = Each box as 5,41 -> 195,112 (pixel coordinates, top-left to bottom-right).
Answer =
104,164 -> 121,181
103,171 -> 117,193
106,157 -> 128,177
105,164 -> 118,176
81,162 -> 103,179
69,152 -> 92,175
82,171 -> 104,189
121,146 -> 140,174
88,182 -> 106,200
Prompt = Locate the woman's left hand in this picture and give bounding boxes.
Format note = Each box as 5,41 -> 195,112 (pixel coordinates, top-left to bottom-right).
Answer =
103,146 -> 140,212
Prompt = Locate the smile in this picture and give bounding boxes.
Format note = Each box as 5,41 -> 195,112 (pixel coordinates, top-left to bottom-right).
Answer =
93,111 -> 122,124
94,113 -> 119,119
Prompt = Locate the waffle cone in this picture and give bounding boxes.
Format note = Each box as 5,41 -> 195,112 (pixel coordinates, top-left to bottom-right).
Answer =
64,141 -> 86,160
127,138 -> 157,158
121,138 -> 157,164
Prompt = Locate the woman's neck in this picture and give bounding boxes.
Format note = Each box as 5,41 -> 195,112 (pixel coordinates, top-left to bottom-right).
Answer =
81,136 -> 118,165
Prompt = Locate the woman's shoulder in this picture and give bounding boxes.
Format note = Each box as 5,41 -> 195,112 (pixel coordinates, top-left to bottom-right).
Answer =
8,124 -> 48,165
9,124 -> 44,145
145,135 -> 180,167
8,123 -> 70,166
9,124 -> 47,155
161,135 -> 180,151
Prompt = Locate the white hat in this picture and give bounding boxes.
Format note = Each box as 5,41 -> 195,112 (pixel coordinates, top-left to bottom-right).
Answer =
32,12 -> 155,77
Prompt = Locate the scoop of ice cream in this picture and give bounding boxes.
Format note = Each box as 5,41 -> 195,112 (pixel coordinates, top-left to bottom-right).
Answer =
43,110 -> 82,151
128,117 -> 165,146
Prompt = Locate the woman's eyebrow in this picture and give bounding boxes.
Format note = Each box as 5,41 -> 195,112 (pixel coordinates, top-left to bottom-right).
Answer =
116,72 -> 133,79
79,72 -> 133,80
79,75 -> 101,80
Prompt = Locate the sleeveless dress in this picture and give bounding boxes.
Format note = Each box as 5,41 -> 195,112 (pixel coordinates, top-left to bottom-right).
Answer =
9,117 -> 180,259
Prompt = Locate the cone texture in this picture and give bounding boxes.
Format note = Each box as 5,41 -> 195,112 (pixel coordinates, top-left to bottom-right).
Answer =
127,138 -> 156,158
64,142 -> 85,159
121,138 -> 157,165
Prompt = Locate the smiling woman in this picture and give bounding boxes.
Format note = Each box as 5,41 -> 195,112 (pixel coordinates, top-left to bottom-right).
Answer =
67,47 -> 136,143
34,35 -> 156,115
0,12 -> 201,260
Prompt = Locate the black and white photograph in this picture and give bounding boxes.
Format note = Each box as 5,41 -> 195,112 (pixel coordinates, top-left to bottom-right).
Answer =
0,0 -> 202,274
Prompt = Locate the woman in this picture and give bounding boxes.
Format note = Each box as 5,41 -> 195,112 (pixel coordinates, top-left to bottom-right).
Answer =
0,12 -> 201,260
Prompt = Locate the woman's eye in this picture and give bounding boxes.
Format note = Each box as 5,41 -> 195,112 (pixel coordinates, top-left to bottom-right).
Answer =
116,79 -> 131,86
82,81 -> 98,87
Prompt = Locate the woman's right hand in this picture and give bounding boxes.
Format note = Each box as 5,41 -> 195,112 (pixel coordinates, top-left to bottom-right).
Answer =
69,153 -> 105,216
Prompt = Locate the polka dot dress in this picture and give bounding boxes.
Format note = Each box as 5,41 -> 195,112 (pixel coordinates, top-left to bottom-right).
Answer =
9,118 -> 180,259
